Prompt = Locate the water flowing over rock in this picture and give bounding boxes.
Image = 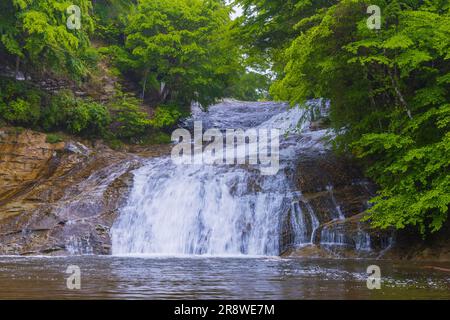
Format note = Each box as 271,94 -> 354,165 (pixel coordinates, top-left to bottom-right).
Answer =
285,150 -> 395,258
112,101 -> 303,255
111,100 -> 392,257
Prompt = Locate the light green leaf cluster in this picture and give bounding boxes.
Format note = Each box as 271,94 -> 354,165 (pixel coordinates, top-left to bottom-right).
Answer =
0,0 -> 94,79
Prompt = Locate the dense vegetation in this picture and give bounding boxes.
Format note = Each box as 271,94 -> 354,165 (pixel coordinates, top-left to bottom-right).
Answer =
237,0 -> 450,234
0,0 -> 268,144
0,0 -> 448,235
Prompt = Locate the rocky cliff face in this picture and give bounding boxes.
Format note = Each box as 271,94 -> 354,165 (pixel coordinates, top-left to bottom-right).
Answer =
0,128 -> 64,204
281,142 -> 450,261
279,148 -> 395,258
0,128 -> 150,255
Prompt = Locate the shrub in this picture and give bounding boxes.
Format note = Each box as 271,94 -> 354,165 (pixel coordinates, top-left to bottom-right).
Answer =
0,78 -> 42,126
67,100 -> 110,136
0,97 -> 41,126
107,138 -> 124,150
109,96 -> 151,140
148,131 -> 171,144
82,47 -> 100,69
40,90 -> 75,131
0,78 -> 28,99
149,104 -> 182,129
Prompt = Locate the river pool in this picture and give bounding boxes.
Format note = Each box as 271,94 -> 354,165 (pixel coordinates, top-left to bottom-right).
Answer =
0,256 -> 449,299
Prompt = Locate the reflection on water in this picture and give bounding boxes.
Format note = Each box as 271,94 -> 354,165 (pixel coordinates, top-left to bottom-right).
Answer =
0,256 -> 449,299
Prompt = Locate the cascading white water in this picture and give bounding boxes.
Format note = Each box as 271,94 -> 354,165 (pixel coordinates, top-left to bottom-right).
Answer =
111,100 -> 328,256
290,201 -> 320,245
326,185 -> 346,221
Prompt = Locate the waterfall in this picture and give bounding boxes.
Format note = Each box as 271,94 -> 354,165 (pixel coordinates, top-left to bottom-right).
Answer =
319,223 -> 373,251
111,100 -> 328,256
327,185 -> 346,220
290,201 -> 320,245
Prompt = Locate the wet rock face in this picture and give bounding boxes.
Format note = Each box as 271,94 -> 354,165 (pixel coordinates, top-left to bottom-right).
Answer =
295,152 -> 374,195
0,128 -> 147,255
281,149 -> 394,258
316,214 -> 394,258
282,145 -> 450,260
382,221 -> 450,261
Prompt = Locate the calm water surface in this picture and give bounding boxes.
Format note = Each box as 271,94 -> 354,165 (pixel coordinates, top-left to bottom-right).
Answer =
0,256 -> 449,299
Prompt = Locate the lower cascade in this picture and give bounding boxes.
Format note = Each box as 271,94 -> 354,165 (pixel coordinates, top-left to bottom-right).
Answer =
111,100 -> 375,256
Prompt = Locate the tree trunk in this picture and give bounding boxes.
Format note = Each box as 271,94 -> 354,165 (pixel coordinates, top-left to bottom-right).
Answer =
141,69 -> 149,101
388,69 -> 413,120
15,56 -> 20,80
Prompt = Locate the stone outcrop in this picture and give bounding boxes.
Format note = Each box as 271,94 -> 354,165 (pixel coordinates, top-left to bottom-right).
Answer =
0,127 -> 170,255
280,144 -> 394,258
382,221 -> 450,261
0,128 -> 64,204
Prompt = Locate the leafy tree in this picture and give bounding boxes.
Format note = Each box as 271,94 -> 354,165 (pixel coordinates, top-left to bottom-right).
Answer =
235,0 -> 337,74
107,0 -> 241,109
266,0 -> 450,234
0,0 -> 94,80
149,104 -> 183,129
227,70 -> 271,101
91,0 -> 135,44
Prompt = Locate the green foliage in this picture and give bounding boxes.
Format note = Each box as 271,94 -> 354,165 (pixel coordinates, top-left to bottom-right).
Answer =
0,78 -> 41,126
92,0 -> 133,44
106,0 -> 241,109
109,95 -> 152,140
41,89 -> 111,138
249,0 -> 450,234
143,131 -> 172,145
45,133 -> 64,144
149,104 -> 183,129
227,71 -> 271,101
0,0 -> 247,145
0,0 -> 95,80
0,77 -> 175,143
40,90 -> 75,131
81,47 -> 100,69
67,100 -> 110,136
106,138 -> 125,150
0,79 -> 111,138
0,98 -> 41,126
235,0 -> 335,74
